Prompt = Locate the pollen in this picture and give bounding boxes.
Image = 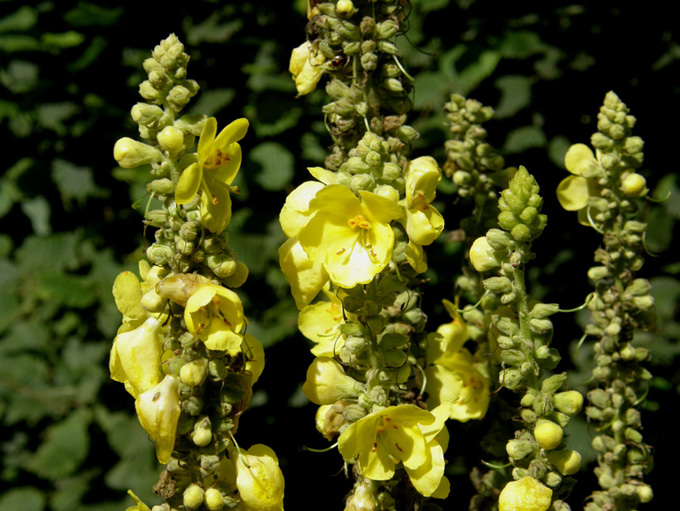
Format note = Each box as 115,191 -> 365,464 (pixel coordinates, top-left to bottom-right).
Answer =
348,214 -> 371,230
205,149 -> 230,169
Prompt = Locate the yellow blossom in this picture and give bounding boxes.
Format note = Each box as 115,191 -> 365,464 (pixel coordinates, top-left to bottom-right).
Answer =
125,490 -> 151,511
244,333 -> 265,384
289,41 -> 326,96
184,282 -> 245,353
297,284 -> 346,357
401,157 -> 445,246
556,143 -> 603,226
232,444 -> 285,511
302,356 -> 361,404
297,184 -> 402,289
135,375 -> 181,463
175,116 -> 249,234
110,316 -> 164,398
337,404 -> 451,497
278,237 -> 329,309
498,476 -> 552,511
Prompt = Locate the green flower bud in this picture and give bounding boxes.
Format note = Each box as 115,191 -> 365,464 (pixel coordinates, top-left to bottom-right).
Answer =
540,374 -> 567,394
545,471 -> 562,488
507,439 -> 534,460
183,484 -> 205,510
336,0 -> 355,17
511,224 -> 532,242
131,103 -> 165,127
484,276 -> 513,294
147,178 -> 175,196
501,349 -> 525,366
548,449 -> 582,475
139,80 -> 161,102
485,228 -> 512,250
145,209 -> 169,227
500,368 -> 523,390
147,243 -> 174,265
397,125 -> 419,142
384,78 -> 404,93
360,52 -> 377,71
381,162 -> 401,181
377,41 -> 398,55
554,390 -> 583,416
180,359 -> 208,387
204,488 -> 224,511
114,138 -> 162,168
521,408 -> 537,424
534,420 -> 563,450
182,395 -> 203,416
633,295 -> 654,311
530,318 -> 552,333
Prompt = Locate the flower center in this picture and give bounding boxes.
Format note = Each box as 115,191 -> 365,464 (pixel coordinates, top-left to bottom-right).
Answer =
348,214 -> 371,230
204,149 -> 230,169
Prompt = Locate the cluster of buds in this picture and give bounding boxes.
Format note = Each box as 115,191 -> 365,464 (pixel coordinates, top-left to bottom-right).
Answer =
292,0 -> 418,171
557,92 -> 654,511
470,167 -> 584,511
110,35 -> 283,511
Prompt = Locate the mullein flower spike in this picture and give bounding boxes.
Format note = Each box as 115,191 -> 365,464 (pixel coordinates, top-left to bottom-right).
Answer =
112,34 -> 283,511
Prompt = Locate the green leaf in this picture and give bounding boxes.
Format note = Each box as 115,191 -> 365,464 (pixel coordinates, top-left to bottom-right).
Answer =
413,70 -> 449,111
37,272 -> 97,308
40,31 -> 85,49
455,50 -> 501,95
500,30 -> 544,59
188,88 -> 235,117
36,102 -> 79,135
0,487 -> 45,511
0,60 -> 39,94
52,158 -> 108,207
503,125 -> 547,154
250,142 -> 294,191
20,196 -> 51,236
185,12 -> 243,45
15,232 -> 82,272
0,34 -> 40,53
0,6 -> 37,33
27,408 -> 92,480
64,3 -> 123,27
494,75 -> 532,119
50,475 -> 93,511
548,136 -> 571,169
0,320 -> 50,354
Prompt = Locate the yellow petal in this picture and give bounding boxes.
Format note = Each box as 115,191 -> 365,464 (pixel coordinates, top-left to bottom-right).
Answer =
307,166 -> 337,185
234,444 -> 285,511
197,117 -> 218,163
278,237 -> 329,308
135,375 -> 181,463
564,143 -> 595,176
113,271 -> 147,323
425,365 -> 463,412
279,181 -> 324,238
211,142 -> 242,186
200,173 -> 232,234
556,175 -> 589,211
111,317 -> 163,397
244,334 -> 265,384
175,162 -> 202,204
498,477 -> 552,511
405,205 -> 444,246
405,240 -> 427,273
359,190 -> 403,223
405,441 -> 446,497
214,117 -> 249,148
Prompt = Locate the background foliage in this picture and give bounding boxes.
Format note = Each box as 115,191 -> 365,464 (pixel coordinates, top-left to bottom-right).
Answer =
1,1 -> 678,510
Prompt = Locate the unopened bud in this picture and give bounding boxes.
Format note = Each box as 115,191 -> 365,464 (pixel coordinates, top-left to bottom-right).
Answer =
180,359 -> 208,387
183,485 -> 204,509
548,449 -> 582,475
506,439 -> 534,460
621,173 -> 646,197
335,0 -> 355,17
534,420 -> 563,450
131,103 -> 165,127
114,138 -> 162,168
222,261 -> 249,288
157,126 -> 185,154
470,236 -> 500,272
554,390 -> 583,416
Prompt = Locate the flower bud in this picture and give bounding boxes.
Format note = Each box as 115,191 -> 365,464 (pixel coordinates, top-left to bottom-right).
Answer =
183,484 -> 205,510
139,80 -> 161,101
498,477 -> 552,511
204,488 -> 224,511
114,138 -> 162,168
221,261 -> 249,288
506,439 -> 534,460
345,480 -> 378,511
484,276 -> 513,294
207,253 -> 238,278
621,172 -> 646,197
157,126 -> 184,154
303,357 -> 360,405
192,416 -> 213,447
548,449 -> 582,475
131,103 -> 165,127
470,236 -> 500,272
180,359 -> 208,387
336,0 -> 355,17
553,390 -> 583,416
534,420 -> 563,450
384,78 -> 403,93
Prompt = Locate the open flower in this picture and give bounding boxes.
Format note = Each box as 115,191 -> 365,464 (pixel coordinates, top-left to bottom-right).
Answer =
302,357 -> 361,405
337,404 -> 451,497
556,143 -> 604,226
401,157 -> 445,246
297,184 -> 402,289
184,282 -> 245,353
297,284 -> 346,357
498,476 -> 552,511
135,375 -> 181,463
232,444 -> 285,511
289,41 -> 326,96
175,117 -> 249,234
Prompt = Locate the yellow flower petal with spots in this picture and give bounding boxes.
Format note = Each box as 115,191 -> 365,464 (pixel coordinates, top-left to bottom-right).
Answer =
184,283 -> 244,353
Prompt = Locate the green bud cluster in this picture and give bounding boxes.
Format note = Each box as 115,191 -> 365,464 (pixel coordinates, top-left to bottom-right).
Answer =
308,0 -> 415,172
474,167 -> 582,508
578,93 -> 655,511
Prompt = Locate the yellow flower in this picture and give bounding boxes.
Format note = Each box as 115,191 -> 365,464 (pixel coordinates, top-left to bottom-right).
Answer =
498,476 -> 552,511
175,117 -> 249,234
289,41 -> 326,96
297,284 -> 346,357
556,143 -> 604,226
401,157 -> 445,246
469,236 -> 500,273
232,444 -> 285,511
184,282 -> 245,353
337,404 -> 451,497
297,184 -> 403,289
302,356 -> 361,405
110,317 -> 164,398
135,375 -> 181,463
244,333 -> 265,384
125,490 -> 151,511
278,237 -> 329,309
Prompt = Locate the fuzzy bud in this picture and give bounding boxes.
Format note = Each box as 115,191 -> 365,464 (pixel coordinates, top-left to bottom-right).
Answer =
204,488 -> 224,511
554,390 -> 583,416
183,484 -> 204,510
114,138 -> 162,168
157,126 -> 184,154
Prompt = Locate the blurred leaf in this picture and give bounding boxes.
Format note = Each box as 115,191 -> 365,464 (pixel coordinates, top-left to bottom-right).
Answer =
548,136 -> 570,169
503,125 -> 547,153
67,36 -> 108,72
0,487 -> 45,511
36,102 -> 79,135
0,321 -> 50,355
188,88 -> 235,117
244,96 -> 302,137
185,11 -> 243,45
250,142 -> 294,191
50,474 -> 93,511
52,159 -> 108,207
300,130 -> 327,164
650,276 -> 680,319
64,3 -> 123,27
20,197 -> 52,236
37,272 -> 97,308
0,6 -> 37,33
413,70 -> 449,111
500,30 -> 544,59
455,49 -> 501,95
0,60 -> 39,94
40,31 -> 85,49
0,354 -> 53,425
15,232 -> 83,272
27,408 -> 92,480
494,75 -> 531,118
0,34 -> 40,52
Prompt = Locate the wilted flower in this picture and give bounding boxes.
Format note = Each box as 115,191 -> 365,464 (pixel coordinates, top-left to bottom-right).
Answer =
289,41 -> 326,96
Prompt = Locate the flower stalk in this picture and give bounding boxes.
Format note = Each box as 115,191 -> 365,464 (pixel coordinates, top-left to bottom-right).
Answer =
110,34 -> 283,511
